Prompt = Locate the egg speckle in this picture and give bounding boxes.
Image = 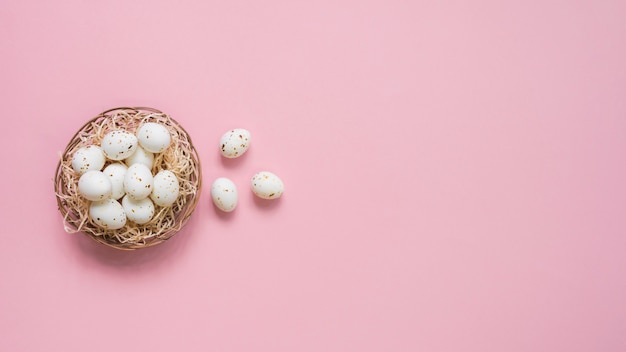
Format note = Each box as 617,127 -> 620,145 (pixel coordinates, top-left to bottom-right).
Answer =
251,171 -> 284,199
71,145 -> 105,174
101,130 -> 138,160
78,170 -> 113,201
90,199 -> 127,230
102,163 -> 127,200
211,177 -> 238,212
137,123 -> 171,153
123,163 -> 154,200
125,146 -> 154,169
219,128 -> 251,158
151,170 -> 180,207
122,195 -> 155,224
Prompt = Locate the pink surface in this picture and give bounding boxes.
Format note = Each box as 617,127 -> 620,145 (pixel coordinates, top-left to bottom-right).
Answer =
1,0 -> 626,351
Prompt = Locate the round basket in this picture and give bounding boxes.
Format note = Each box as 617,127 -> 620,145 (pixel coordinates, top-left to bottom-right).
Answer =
54,107 -> 202,250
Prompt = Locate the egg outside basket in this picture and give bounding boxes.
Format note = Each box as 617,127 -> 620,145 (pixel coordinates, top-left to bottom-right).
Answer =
54,107 -> 202,250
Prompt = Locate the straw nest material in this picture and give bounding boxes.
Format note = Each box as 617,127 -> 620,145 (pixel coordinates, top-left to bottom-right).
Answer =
54,107 -> 202,250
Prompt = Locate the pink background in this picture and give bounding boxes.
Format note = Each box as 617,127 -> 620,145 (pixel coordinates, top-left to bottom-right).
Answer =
1,0 -> 625,351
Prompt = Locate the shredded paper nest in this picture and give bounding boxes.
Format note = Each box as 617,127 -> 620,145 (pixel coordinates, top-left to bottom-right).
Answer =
54,107 -> 202,250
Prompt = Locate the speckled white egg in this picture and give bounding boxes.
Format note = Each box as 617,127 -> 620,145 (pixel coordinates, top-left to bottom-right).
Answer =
121,195 -> 155,225
123,163 -> 154,200
251,171 -> 284,199
210,177 -> 238,212
71,145 -> 105,174
90,199 -> 126,230
151,170 -> 180,207
137,122 -> 171,153
78,170 -> 112,201
101,130 -> 138,160
124,146 -> 154,169
103,163 -> 127,200
219,128 -> 251,158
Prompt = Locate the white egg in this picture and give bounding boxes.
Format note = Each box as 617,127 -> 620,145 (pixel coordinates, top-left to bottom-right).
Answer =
210,177 -> 238,212
151,170 -> 180,207
102,163 -> 127,200
219,128 -> 251,158
137,122 -> 171,153
122,195 -> 155,225
101,130 -> 138,160
251,171 -> 284,199
71,145 -> 105,174
78,170 -> 112,201
124,146 -> 154,169
90,199 -> 126,230
123,164 -> 154,200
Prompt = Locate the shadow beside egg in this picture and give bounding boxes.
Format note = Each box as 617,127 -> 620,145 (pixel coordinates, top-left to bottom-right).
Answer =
218,147 -> 251,169
251,191 -> 283,211
212,201 -> 238,221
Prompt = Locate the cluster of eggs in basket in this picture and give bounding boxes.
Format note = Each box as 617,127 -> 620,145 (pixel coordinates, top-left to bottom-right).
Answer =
72,123 -> 178,230
72,126 -> 284,230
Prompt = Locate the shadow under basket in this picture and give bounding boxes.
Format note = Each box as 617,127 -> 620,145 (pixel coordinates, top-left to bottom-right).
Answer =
54,107 -> 202,250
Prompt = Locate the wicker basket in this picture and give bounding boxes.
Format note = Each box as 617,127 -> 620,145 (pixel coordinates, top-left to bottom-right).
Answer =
54,107 -> 202,250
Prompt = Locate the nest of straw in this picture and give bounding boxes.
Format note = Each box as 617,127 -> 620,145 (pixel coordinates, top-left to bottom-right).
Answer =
54,107 -> 202,250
